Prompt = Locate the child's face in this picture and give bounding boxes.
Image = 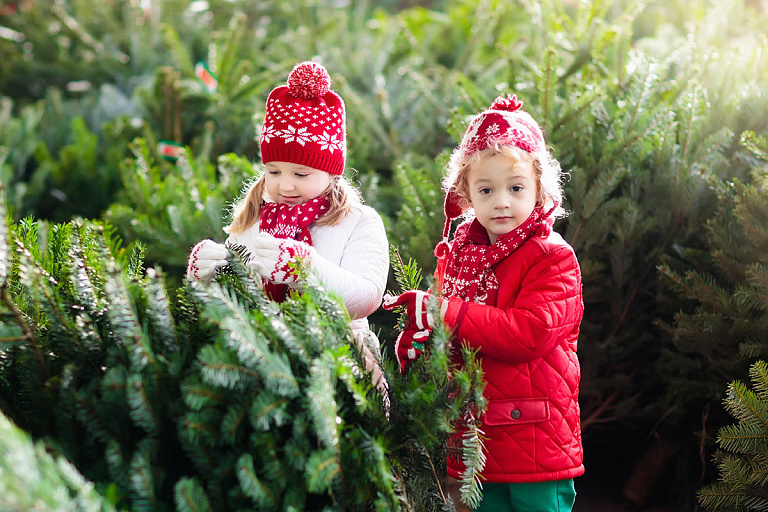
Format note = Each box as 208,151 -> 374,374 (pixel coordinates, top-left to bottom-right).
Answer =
264,161 -> 332,205
465,154 -> 538,244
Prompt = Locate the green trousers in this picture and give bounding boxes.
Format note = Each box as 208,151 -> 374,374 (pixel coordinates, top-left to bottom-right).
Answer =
473,479 -> 576,512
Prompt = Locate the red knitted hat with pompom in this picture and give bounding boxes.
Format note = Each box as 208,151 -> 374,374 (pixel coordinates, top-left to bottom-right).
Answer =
260,61 -> 346,175
440,94 -> 545,240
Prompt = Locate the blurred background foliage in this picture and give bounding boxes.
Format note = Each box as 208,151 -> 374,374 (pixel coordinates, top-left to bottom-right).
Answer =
1,0 -> 768,509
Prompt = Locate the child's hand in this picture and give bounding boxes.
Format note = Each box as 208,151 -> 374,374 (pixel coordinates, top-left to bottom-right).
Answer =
384,291 -> 442,372
248,232 -> 312,285
187,240 -> 228,281
394,326 -> 431,372
382,290 -> 436,330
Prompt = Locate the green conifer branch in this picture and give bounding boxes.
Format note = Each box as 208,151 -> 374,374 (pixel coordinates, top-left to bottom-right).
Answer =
0,188 -> 9,288
0,412 -> 117,512
126,373 -> 160,436
390,246 -> 424,292
751,362 -> 768,402
459,412 -> 487,509
129,438 -> 160,512
306,354 -> 342,450
175,477 -> 214,512
0,288 -> 34,344
699,360 -> 768,511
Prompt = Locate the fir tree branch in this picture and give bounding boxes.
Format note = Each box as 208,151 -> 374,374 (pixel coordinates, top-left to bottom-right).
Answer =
0,335 -> 29,343
581,387 -> 622,430
390,246 -> 423,292
419,445 -> 446,504
0,286 -> 42,370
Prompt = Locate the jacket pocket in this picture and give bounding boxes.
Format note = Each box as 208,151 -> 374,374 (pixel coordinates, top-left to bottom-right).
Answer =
483,398 -> 550,426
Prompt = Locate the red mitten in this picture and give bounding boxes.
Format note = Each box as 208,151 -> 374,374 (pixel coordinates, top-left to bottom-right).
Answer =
382,291 -> 432,330
395,327 -> 431,373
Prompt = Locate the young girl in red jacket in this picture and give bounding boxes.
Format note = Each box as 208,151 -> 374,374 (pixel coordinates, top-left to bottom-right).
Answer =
385,95 -> 584,511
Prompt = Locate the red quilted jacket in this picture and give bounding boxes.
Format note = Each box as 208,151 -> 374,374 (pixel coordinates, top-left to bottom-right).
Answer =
439,230 -> 584,484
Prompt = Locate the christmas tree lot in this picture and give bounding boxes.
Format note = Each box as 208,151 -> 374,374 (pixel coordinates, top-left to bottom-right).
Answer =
2,0 -> 768,509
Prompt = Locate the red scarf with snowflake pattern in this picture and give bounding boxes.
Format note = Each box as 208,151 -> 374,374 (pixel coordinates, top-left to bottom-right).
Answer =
436,205 -> 556,305
258,194 -> 330,301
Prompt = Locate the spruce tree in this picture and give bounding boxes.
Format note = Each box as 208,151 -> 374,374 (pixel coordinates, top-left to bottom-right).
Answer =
657,132 -> 768,486
2,0 -> 767,506
0,189 -> 486,511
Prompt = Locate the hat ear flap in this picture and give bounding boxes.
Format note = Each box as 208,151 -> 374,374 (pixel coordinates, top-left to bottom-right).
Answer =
444,190 -> 464,219
442,190 -> 465,238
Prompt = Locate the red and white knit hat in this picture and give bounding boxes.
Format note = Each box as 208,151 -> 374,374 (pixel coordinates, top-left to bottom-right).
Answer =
459,94 -> 544,157
260,61 -> 346,175
441,94 -> 545,238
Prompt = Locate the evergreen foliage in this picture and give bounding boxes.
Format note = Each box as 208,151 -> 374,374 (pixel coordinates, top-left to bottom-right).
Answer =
387,246 -> 487,510
698,360 -> 768,512
658,132 -> 768,425
104,139 -> 254,272
30,115 -> 128,220
387,154 -> 450,272
0,192 -> 486,511
0,96 -> 44,218
0,411 -> 118,512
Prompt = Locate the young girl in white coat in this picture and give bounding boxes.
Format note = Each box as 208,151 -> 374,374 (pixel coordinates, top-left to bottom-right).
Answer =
187,61 -> 390,391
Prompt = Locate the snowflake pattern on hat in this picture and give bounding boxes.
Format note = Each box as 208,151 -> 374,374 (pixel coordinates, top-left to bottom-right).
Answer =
264,101 -> 345,154
316,131 -> 343,154
463,111 -> 543,156
260,61 -> 347,175
261,123 -> 277,144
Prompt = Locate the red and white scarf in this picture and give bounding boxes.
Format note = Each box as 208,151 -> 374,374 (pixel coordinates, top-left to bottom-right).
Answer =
258,194 -> 330,301
436,205 -> 556,306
